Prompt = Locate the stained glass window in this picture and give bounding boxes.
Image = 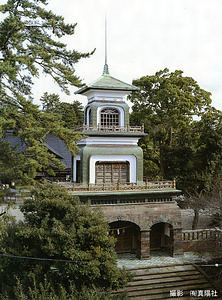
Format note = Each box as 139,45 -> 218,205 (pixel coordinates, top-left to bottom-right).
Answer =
100,108 -> 119,126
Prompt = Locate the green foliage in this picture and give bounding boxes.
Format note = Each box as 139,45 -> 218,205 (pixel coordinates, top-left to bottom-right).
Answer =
166,107 -> 222,192
0,182 -> 130,299
0,0 -> 92,184
129,69 -> 222,191
0,141 -> 25,183
41,92 -> 84,127
0,99 -> 83,184
0,0 -> 93,101
41,93 -> 61,113
1,275 -> 128,300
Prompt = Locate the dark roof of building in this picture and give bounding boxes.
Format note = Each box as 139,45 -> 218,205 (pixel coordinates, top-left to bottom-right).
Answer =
2,132 -> 71,169
2,132 -> 27,152
44,133 -> 71,168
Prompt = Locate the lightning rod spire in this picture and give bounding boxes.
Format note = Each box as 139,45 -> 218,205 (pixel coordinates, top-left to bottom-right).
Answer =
103,13 -> 110,75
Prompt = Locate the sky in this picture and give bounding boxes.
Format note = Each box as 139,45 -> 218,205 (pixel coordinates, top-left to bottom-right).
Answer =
31,0 -> 222,110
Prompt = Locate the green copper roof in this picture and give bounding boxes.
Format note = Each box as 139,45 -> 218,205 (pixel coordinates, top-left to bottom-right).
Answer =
75,64 -> 139,95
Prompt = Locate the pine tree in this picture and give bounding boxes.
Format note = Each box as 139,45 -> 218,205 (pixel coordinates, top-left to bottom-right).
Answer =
0,0 -> 93,183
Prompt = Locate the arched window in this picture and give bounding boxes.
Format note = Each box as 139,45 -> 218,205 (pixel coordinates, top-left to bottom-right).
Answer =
100,108 -> 119,126
84,109 -> 87,125
88,108 -> 92,125
85,107 -> 92,125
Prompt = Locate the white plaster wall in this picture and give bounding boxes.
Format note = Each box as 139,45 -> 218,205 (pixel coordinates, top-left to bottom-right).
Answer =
89,155 -> 136,184
84,90 -> 130,102
85,106 -> 90,125
73,155 -> 80,182
84,106 -> 93,125
77,137 -> 139,146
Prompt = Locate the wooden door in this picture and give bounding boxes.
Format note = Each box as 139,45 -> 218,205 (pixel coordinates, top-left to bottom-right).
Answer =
109,222 -> 140,254
95,162 -> 129,184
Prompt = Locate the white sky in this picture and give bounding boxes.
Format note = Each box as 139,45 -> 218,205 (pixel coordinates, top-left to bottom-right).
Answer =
30,0 -> 222,110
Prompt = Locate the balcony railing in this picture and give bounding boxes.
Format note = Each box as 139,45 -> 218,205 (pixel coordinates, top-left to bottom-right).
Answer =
72,124 -> 144,133
182,228 -> 222,241
63,180 -> 176,193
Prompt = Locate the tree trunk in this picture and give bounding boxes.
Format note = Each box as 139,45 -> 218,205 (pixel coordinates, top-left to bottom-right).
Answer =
192,209 -> 199,230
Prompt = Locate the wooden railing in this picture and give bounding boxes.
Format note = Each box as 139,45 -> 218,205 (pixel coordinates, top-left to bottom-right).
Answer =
72,124 -> 144,133
64,180 -> 176,193
182,228 -> 222,241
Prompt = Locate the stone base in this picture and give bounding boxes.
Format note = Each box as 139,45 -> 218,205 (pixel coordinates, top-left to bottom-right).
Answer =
100,200 -> 182,260
140,256 -> 151,260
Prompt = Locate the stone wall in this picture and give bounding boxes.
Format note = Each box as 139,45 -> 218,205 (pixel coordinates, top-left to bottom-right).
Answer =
182,240 -> 216,253
182,228 -> 222,254
100,201 -> 182,259
101,202 -> 182,230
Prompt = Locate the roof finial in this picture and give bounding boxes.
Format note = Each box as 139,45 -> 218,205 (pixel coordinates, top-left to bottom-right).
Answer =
103,13 -> 110,75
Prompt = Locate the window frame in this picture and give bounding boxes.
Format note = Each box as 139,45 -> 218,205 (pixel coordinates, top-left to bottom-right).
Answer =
100,108 -> 120,127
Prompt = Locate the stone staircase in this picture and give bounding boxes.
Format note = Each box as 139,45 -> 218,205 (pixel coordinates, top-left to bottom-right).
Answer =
113,263 -> 221,299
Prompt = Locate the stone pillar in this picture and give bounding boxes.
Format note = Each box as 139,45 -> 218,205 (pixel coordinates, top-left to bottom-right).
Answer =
173,228 -> 183,257
140,230 -> 150,260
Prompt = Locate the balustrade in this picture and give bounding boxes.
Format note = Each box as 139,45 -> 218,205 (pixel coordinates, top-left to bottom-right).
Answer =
64,180 -> 176,193
182,228 -> 222,241
72,124 -> 144,133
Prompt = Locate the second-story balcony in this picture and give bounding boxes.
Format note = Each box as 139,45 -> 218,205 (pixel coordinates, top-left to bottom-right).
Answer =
60,180 -> 180,205
72,124 -> 144,133
62,180 -> 176,193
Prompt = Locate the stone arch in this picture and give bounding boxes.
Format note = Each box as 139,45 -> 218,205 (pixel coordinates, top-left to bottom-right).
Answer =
150,222 -> 174,255
107,215 -> 142,228
150,216 -> 175,228
109,220 -> 141,256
